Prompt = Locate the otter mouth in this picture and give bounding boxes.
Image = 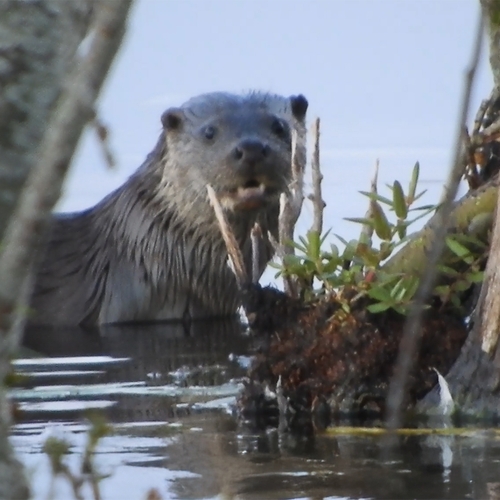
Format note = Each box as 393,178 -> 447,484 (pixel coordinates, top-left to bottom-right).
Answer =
221,179 -> 275,211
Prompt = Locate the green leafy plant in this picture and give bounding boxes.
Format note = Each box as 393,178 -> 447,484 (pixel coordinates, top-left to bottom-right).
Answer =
273,161 -> 489,315
433,234 -> 486,310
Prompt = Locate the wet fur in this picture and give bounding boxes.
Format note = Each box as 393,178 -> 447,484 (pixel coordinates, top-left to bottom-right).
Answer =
29,92 -> 307,325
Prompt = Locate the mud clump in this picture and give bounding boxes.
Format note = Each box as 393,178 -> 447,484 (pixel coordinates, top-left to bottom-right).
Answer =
238,284 -> 468,430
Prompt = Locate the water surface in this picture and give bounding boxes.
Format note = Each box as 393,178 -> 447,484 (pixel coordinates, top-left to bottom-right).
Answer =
9,320 -> 500,500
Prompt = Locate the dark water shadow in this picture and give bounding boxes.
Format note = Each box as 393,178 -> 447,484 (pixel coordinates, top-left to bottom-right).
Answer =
20,318 -> 251,422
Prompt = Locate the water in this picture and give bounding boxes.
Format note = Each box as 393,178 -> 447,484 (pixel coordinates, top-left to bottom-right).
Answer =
8,319 -> 500,500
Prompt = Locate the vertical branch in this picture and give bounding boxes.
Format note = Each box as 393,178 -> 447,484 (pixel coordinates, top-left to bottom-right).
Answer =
251,223 -> 262,284
206,185 -> 248,287
308,118 -> 325,235
278,129 -> 306,251
278,124 -> 307,296
385,9 -> 484,430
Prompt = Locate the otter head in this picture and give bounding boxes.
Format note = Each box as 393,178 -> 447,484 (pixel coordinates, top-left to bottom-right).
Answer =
160,92 -> 308,213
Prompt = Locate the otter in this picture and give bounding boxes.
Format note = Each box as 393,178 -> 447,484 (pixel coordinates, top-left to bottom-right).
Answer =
29,91 -> 308,326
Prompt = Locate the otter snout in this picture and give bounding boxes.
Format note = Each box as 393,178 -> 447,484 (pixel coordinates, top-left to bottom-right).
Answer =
231,138 -> 273,179
233,138 -> 271,164
221,137 -> 282,211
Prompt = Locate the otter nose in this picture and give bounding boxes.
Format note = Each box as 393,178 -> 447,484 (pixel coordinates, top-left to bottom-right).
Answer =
233,139 -> 270,163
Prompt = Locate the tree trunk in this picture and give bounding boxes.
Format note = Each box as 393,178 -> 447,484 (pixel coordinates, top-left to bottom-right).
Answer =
0,0 -> 94,239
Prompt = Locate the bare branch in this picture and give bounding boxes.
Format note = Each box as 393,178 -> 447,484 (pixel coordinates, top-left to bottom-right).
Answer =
385,9 -> 484,430
308,118 -> 325,235
251,223 -> 262,284
278,125 -> 307,296
92,115 -> 116,169
206,185 -> 248,287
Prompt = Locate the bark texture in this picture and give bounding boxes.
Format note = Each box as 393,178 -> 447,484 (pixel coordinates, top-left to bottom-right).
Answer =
0,0 -> 94,239
481,0 -> 500,90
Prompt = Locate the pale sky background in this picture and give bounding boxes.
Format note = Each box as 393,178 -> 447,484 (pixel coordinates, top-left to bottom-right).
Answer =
60,0 -> 493,268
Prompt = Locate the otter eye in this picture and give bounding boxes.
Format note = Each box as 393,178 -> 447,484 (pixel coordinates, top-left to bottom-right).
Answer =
204,125 -> 216,140
271,118 -> 287,138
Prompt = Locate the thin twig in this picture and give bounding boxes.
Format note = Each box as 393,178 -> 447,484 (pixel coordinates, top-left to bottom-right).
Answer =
251,223 -> 262,284
92,114 -> 116,169
206,185 -> 248,287
278,125 -> 307,296
385,10 -> 485,430
278,130 -> 306,252
473,98 -> 490,136
308,118 -> 325,235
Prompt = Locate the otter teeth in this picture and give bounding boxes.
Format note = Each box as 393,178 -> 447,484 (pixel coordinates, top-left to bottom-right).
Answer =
237,184 -> 265,196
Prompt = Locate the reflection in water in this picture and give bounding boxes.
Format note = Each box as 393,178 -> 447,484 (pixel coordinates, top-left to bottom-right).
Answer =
13,320 -> 500,499
22,319 -> 250,422
163,423 -> 500,500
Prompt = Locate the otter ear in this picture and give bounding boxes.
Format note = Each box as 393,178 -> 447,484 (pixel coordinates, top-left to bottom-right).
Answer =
289,94 -> 308,121
161,107 -> 185,131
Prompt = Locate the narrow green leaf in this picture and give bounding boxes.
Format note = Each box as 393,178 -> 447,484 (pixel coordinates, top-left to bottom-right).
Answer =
344,217 -> 375,227
372,202 -> 393,241
446,237 -> 472,261
396,221 -> 407,240
466,271 -> 484,283
358,246 -> 381,267
408,161 -> 420,203
455,279 -> 473,292
335,234 -> 349,246
320,228 -> 332,246
404,277 -> 420,300
410,203 -> 435,212
359,191 -> 393,206
367,302 -> 392,313
307,230 -> 321,259
390,277 -> 405,299
367,286 -> 392,302
329,244 -> 340,259
437,265 -> 460,277
392,181 -> 408,219
406,207 -> 436,225
298,235 -> 309,249
412,189 -> 429,202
